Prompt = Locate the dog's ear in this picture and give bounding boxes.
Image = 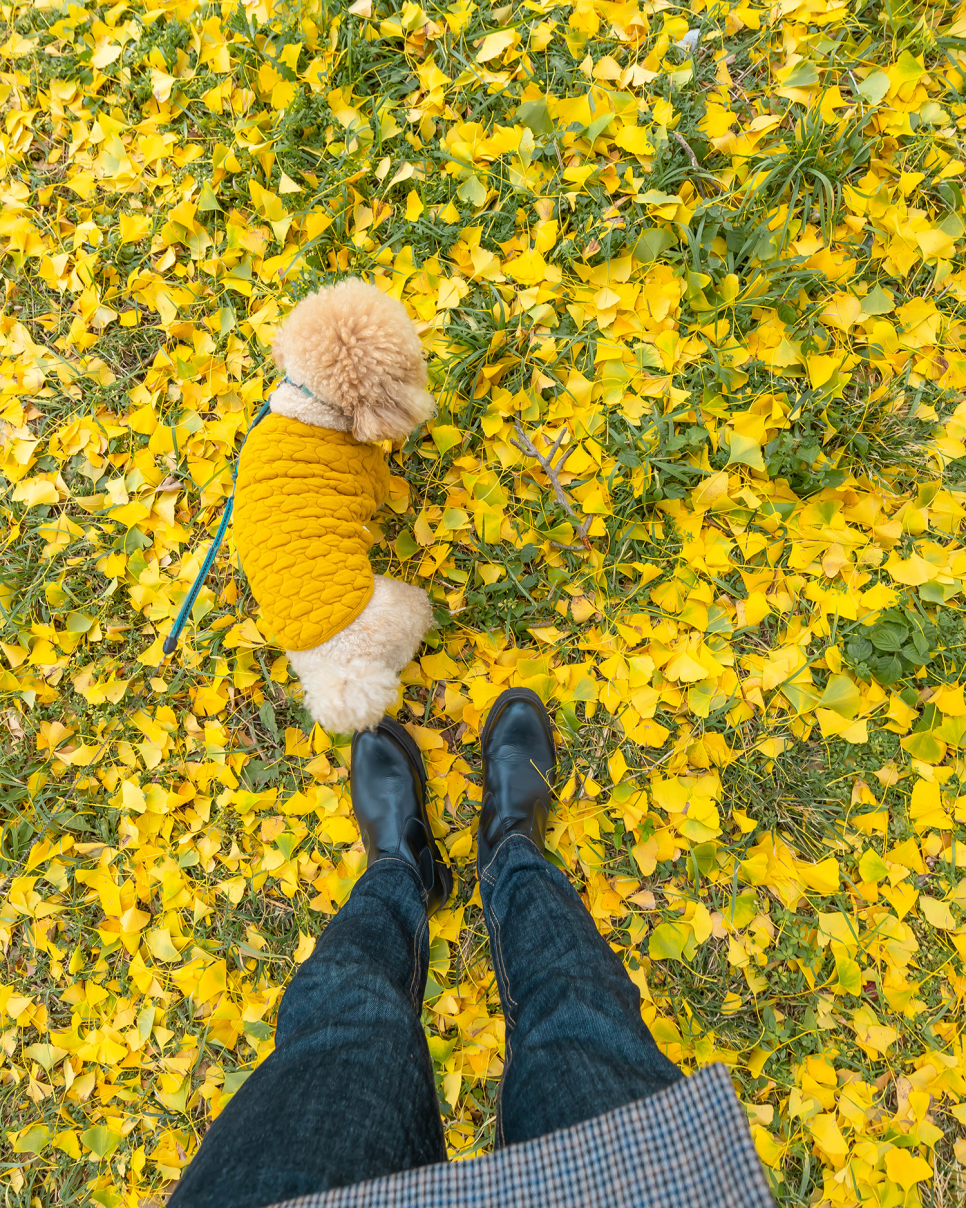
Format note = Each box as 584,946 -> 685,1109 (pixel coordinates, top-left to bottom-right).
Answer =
351,382 -> 435,444
271,329 -> 287,373
275,279 -> 434,441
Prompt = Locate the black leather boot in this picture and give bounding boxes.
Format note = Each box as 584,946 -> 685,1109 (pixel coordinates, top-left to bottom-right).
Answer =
350,717 -> 452,916
477,687 -> 557,875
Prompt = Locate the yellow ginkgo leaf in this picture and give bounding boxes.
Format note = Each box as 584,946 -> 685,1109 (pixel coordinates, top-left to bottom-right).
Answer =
144,929 -> 183,963
884,1148 -> 932,1192
818,674 -> 861,718
724,431 -> 765,471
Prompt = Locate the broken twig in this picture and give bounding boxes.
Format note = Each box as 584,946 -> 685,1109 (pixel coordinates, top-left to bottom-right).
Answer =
510,420 -> 592,552
671,131 -> 722,197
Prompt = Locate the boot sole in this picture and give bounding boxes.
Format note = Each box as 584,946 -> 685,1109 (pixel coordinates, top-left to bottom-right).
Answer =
376,717 -> 453,913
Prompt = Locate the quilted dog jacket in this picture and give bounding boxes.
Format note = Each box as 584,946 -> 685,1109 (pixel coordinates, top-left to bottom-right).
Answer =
234,413 -> 390,651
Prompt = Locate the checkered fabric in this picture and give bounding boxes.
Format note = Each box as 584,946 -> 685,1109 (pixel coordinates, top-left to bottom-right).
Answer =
267,1063 -> 774,1208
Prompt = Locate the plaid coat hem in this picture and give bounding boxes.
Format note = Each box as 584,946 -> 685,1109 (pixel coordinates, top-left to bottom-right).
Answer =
267,1063 -> 774,1208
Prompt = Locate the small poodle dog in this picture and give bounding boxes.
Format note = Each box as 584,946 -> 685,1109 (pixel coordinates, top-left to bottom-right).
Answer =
233,278 -> 435,734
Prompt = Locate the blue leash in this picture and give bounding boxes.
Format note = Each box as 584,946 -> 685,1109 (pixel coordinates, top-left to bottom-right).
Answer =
162,398 -> 274,656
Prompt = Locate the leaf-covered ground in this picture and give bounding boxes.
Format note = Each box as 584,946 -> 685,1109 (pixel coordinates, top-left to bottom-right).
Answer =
3,0 -> 966,1204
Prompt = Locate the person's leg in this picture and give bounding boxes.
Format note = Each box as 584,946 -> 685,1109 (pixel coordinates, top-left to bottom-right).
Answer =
170,861 -> 445,1208
481,833 -> 682,1146
476,688 -> 682,1147
171,719 -> 451,1208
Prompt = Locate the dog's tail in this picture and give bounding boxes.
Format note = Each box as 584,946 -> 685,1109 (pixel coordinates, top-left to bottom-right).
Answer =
289,653 -> 401,735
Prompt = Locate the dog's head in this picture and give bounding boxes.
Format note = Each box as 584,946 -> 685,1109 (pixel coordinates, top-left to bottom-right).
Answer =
272,278 -> 435,443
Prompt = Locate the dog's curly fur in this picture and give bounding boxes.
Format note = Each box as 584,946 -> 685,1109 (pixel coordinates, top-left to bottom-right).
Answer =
286,576 -> 433,734
265,278 -> 436,733
273,278 -> 435,443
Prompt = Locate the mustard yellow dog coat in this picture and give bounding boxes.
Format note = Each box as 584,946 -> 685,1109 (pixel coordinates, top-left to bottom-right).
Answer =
234,413 -> 390,651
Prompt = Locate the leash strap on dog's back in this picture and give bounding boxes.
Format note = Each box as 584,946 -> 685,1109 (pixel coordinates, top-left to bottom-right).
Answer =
162,399 -> 273,656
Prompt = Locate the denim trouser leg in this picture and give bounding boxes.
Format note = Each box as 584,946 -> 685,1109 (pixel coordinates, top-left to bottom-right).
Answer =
169,858 -> 446,1208
480,833 -> 684,1146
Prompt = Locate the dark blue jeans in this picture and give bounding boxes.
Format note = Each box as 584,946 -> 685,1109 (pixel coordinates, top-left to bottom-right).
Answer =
170,835 -> 682,1208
